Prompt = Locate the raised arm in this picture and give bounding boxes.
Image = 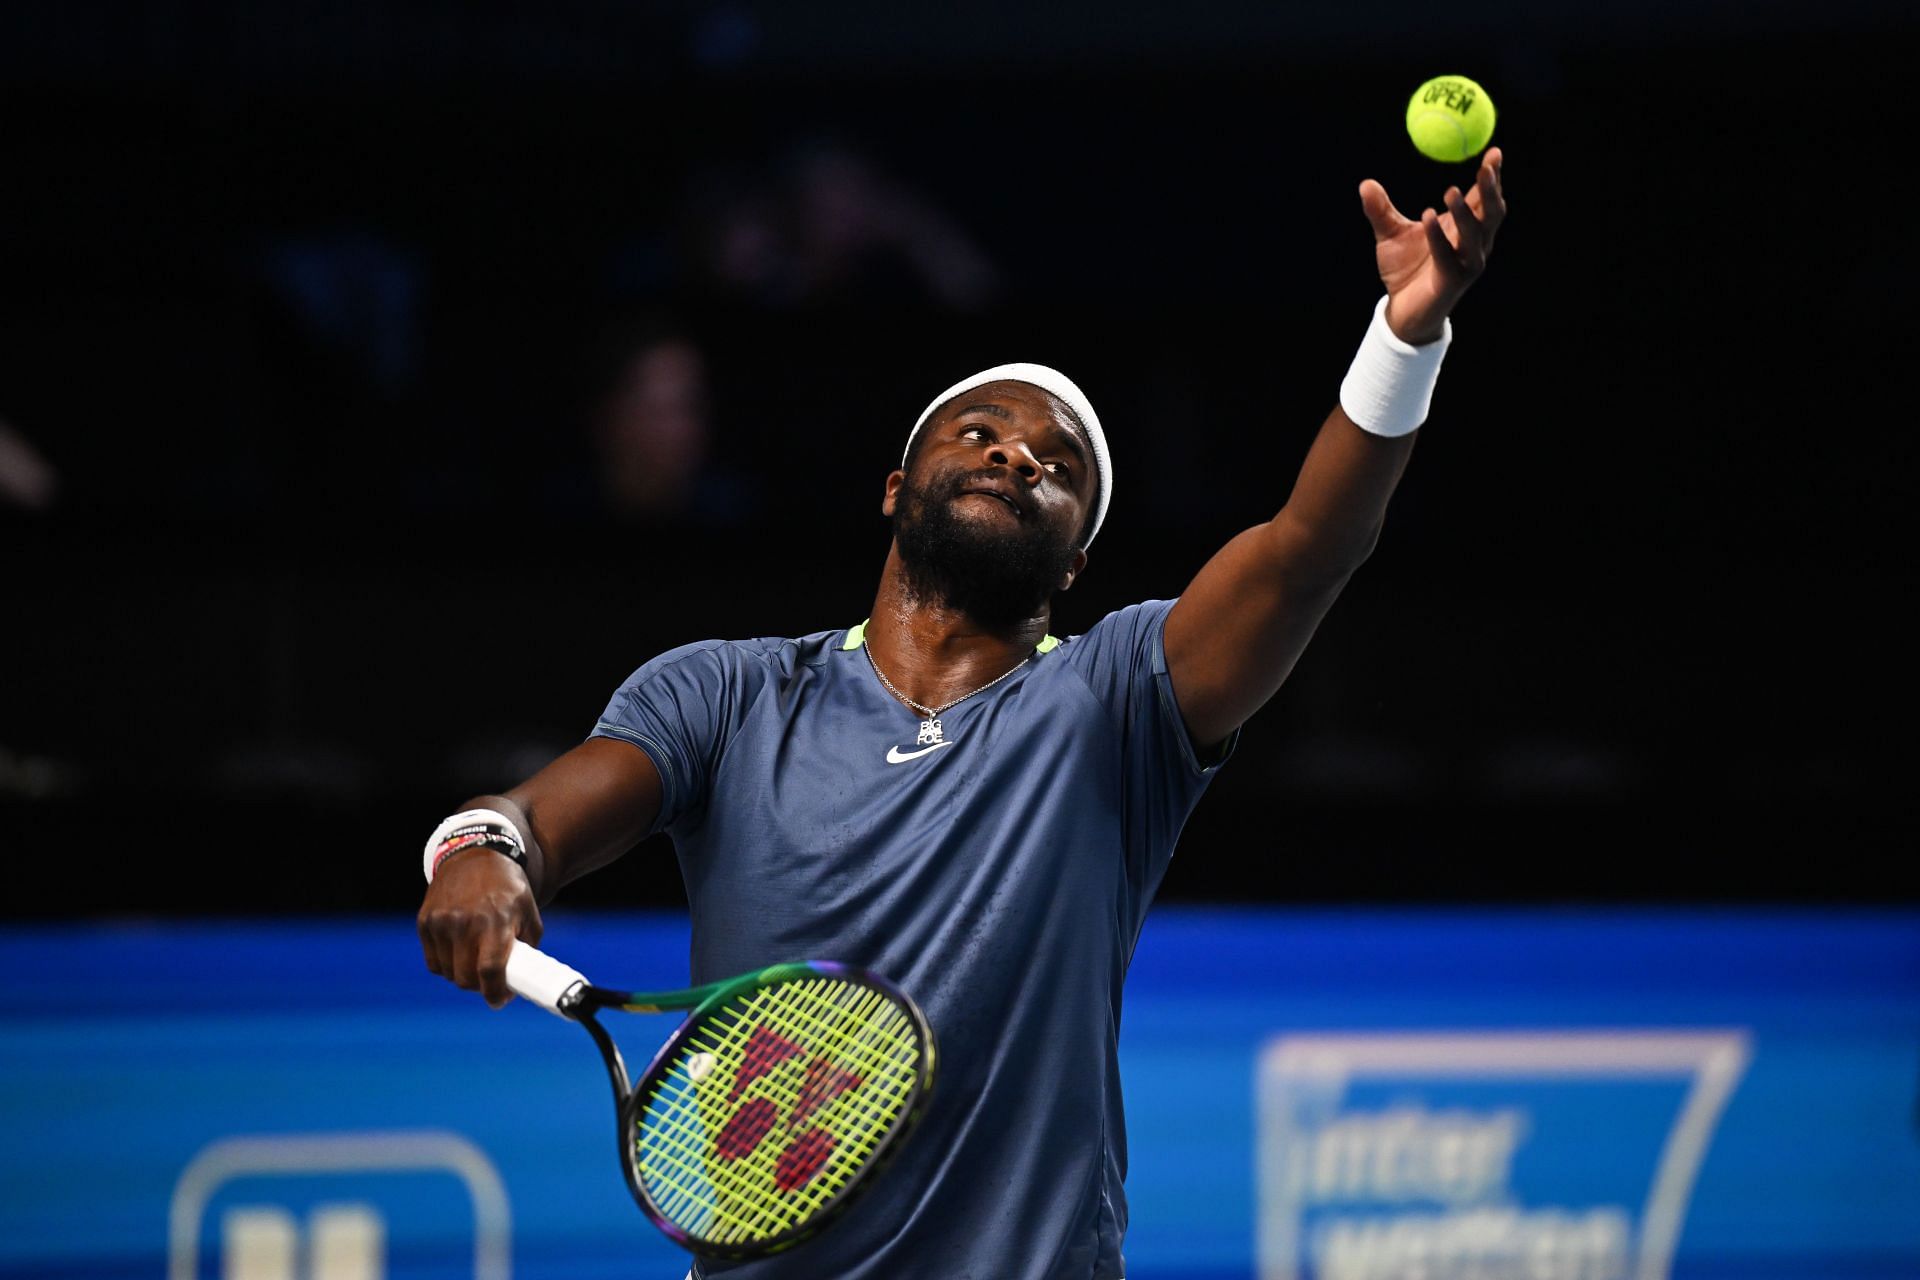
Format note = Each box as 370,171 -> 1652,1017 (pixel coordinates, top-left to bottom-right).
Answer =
416,737 -> 663,1006
1165,149 -> 1507,750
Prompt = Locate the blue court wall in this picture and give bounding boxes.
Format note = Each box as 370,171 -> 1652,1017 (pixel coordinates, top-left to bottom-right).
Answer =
2,908 -> 1916,1280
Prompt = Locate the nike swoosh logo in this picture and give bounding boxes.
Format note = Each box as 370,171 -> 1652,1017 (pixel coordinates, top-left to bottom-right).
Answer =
886,741 -> 956,764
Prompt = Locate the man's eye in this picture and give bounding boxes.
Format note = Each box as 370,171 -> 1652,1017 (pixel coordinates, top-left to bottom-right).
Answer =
1047,462 -> 1070,477
961,426 -> 990,441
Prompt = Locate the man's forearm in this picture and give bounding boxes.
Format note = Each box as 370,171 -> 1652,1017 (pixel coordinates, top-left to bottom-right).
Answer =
493,737 -> 666,907
1265,404 -> 1418,587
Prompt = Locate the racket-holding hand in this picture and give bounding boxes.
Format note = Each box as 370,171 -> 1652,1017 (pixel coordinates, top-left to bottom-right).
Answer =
1360,147 -> 1506,346
418,850 -> 544,1009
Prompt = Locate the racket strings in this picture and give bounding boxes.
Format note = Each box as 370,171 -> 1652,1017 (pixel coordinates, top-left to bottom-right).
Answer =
645,981 -> 916,1230
632,976 -> 923,1246
641,984 -> 916,1241
641,1013 -> 910,1228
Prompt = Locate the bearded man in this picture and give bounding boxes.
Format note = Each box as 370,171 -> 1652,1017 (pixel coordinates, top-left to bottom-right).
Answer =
418,151 -> 1507,1279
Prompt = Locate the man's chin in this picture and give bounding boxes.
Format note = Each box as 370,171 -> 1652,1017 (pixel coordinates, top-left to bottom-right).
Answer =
893,481 -> 1072,622
928,525 -> 1030,567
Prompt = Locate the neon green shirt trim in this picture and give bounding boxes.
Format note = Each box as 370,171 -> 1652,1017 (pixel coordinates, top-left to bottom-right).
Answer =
845,620 -> 1058,653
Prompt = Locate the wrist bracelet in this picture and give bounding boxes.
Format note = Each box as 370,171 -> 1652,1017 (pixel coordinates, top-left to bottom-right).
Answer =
427,830 -> 527,879
423,808 -> 531,883
1338,295 -> 1452,438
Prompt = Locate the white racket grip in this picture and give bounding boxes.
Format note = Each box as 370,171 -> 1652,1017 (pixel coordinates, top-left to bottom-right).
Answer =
506,941 -> 588,1017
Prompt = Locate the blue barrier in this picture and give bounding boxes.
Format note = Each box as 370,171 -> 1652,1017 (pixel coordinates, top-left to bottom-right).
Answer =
2,909 -> 1916,1279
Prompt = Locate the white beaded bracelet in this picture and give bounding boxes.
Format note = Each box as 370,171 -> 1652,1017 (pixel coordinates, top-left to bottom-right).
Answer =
1338,295 -> 1452,439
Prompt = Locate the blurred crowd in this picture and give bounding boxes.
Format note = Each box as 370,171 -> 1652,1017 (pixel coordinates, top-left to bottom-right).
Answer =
0,126 -> 1246,877
13,138 -> 1021,531
7,26 -> 1889,912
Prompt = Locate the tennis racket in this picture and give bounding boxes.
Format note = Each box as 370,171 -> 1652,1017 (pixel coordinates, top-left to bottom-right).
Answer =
504,941 -> 936,1259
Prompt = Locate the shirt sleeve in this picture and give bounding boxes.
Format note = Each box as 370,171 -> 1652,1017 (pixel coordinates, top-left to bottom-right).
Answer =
590,640 -> 737,837
1060,599 -> 1237,907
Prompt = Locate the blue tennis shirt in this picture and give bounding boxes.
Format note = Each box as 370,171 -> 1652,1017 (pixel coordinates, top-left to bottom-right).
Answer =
592,599 -> 1231,1279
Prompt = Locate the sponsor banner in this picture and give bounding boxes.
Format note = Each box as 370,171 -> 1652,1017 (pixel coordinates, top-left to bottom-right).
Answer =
1,910 -> 1916,1279
1256,1031 -> 1748,1280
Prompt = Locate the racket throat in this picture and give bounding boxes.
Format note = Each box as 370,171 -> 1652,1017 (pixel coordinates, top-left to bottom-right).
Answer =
579,1014 -> 652,1213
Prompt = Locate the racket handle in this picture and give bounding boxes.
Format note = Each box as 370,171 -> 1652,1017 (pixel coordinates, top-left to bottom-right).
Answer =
505,941 -> 588,1017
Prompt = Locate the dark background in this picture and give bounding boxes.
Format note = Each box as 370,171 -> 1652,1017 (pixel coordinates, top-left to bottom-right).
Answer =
2,1 -> 1912,917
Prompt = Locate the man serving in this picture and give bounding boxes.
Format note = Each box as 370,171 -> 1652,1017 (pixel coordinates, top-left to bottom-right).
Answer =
419,150 -> 1507,1279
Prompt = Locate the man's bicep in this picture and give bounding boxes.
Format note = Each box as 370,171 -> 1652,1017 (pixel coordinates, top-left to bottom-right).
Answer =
507,736 -> 666,900
1165,517 -> 1350,749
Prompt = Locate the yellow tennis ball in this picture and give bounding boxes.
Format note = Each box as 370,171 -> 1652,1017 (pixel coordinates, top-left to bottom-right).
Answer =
1406,75 -> 1496,163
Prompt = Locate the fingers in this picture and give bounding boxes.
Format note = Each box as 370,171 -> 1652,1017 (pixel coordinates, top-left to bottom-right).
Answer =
473,926 -> 515,1010
1416,182 -> 1489,283
480,902 -> 544,1009
1358,178 -> 1411,242
417,854 -> 539,1009
1444,186 -> 1487,272
418,909 -> 447,979
432,906 -> 520,1008
1420,208 -> 1464,281
1468,149 -> 1507,249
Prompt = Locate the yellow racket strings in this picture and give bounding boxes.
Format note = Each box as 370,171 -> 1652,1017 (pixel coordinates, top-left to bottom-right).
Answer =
634,977 -> 921,1245
639,981 -> 918,1242
640,980 -> 918,1241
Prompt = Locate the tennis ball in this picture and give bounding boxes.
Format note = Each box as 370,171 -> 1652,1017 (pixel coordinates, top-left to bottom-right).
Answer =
1406,75 -> 1496,163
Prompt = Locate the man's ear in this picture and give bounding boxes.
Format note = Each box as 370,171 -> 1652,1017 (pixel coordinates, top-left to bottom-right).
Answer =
881,469 -> 905,517
1059,548 -> 1089,592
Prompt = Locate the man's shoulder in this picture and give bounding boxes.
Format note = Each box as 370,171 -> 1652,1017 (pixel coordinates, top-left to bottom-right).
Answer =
623,626 -> 848,688
1053,599 -> 1178,653
1035,600 -> 1182,713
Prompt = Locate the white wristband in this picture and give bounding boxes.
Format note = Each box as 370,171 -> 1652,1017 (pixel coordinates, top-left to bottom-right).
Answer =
422,807 -> 530,883
1338,295 -> 1452,438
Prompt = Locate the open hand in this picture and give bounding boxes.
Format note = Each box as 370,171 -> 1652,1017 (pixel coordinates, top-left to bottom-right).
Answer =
1360,148 -> 1506,345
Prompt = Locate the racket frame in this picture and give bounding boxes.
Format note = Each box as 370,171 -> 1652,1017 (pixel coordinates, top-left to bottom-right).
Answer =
556,961 -> 937,1260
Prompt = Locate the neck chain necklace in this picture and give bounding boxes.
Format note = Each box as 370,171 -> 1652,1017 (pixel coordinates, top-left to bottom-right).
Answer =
864,642 -> 1032,718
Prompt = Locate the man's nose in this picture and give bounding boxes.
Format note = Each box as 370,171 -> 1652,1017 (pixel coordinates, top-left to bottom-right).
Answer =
985,440 -> 1042,484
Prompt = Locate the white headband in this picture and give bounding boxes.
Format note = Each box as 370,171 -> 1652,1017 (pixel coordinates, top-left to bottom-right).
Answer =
903,362 -> 1112,547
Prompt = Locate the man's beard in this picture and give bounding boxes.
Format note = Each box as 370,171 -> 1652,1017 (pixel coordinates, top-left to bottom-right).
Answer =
893,468 -> 1079,628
